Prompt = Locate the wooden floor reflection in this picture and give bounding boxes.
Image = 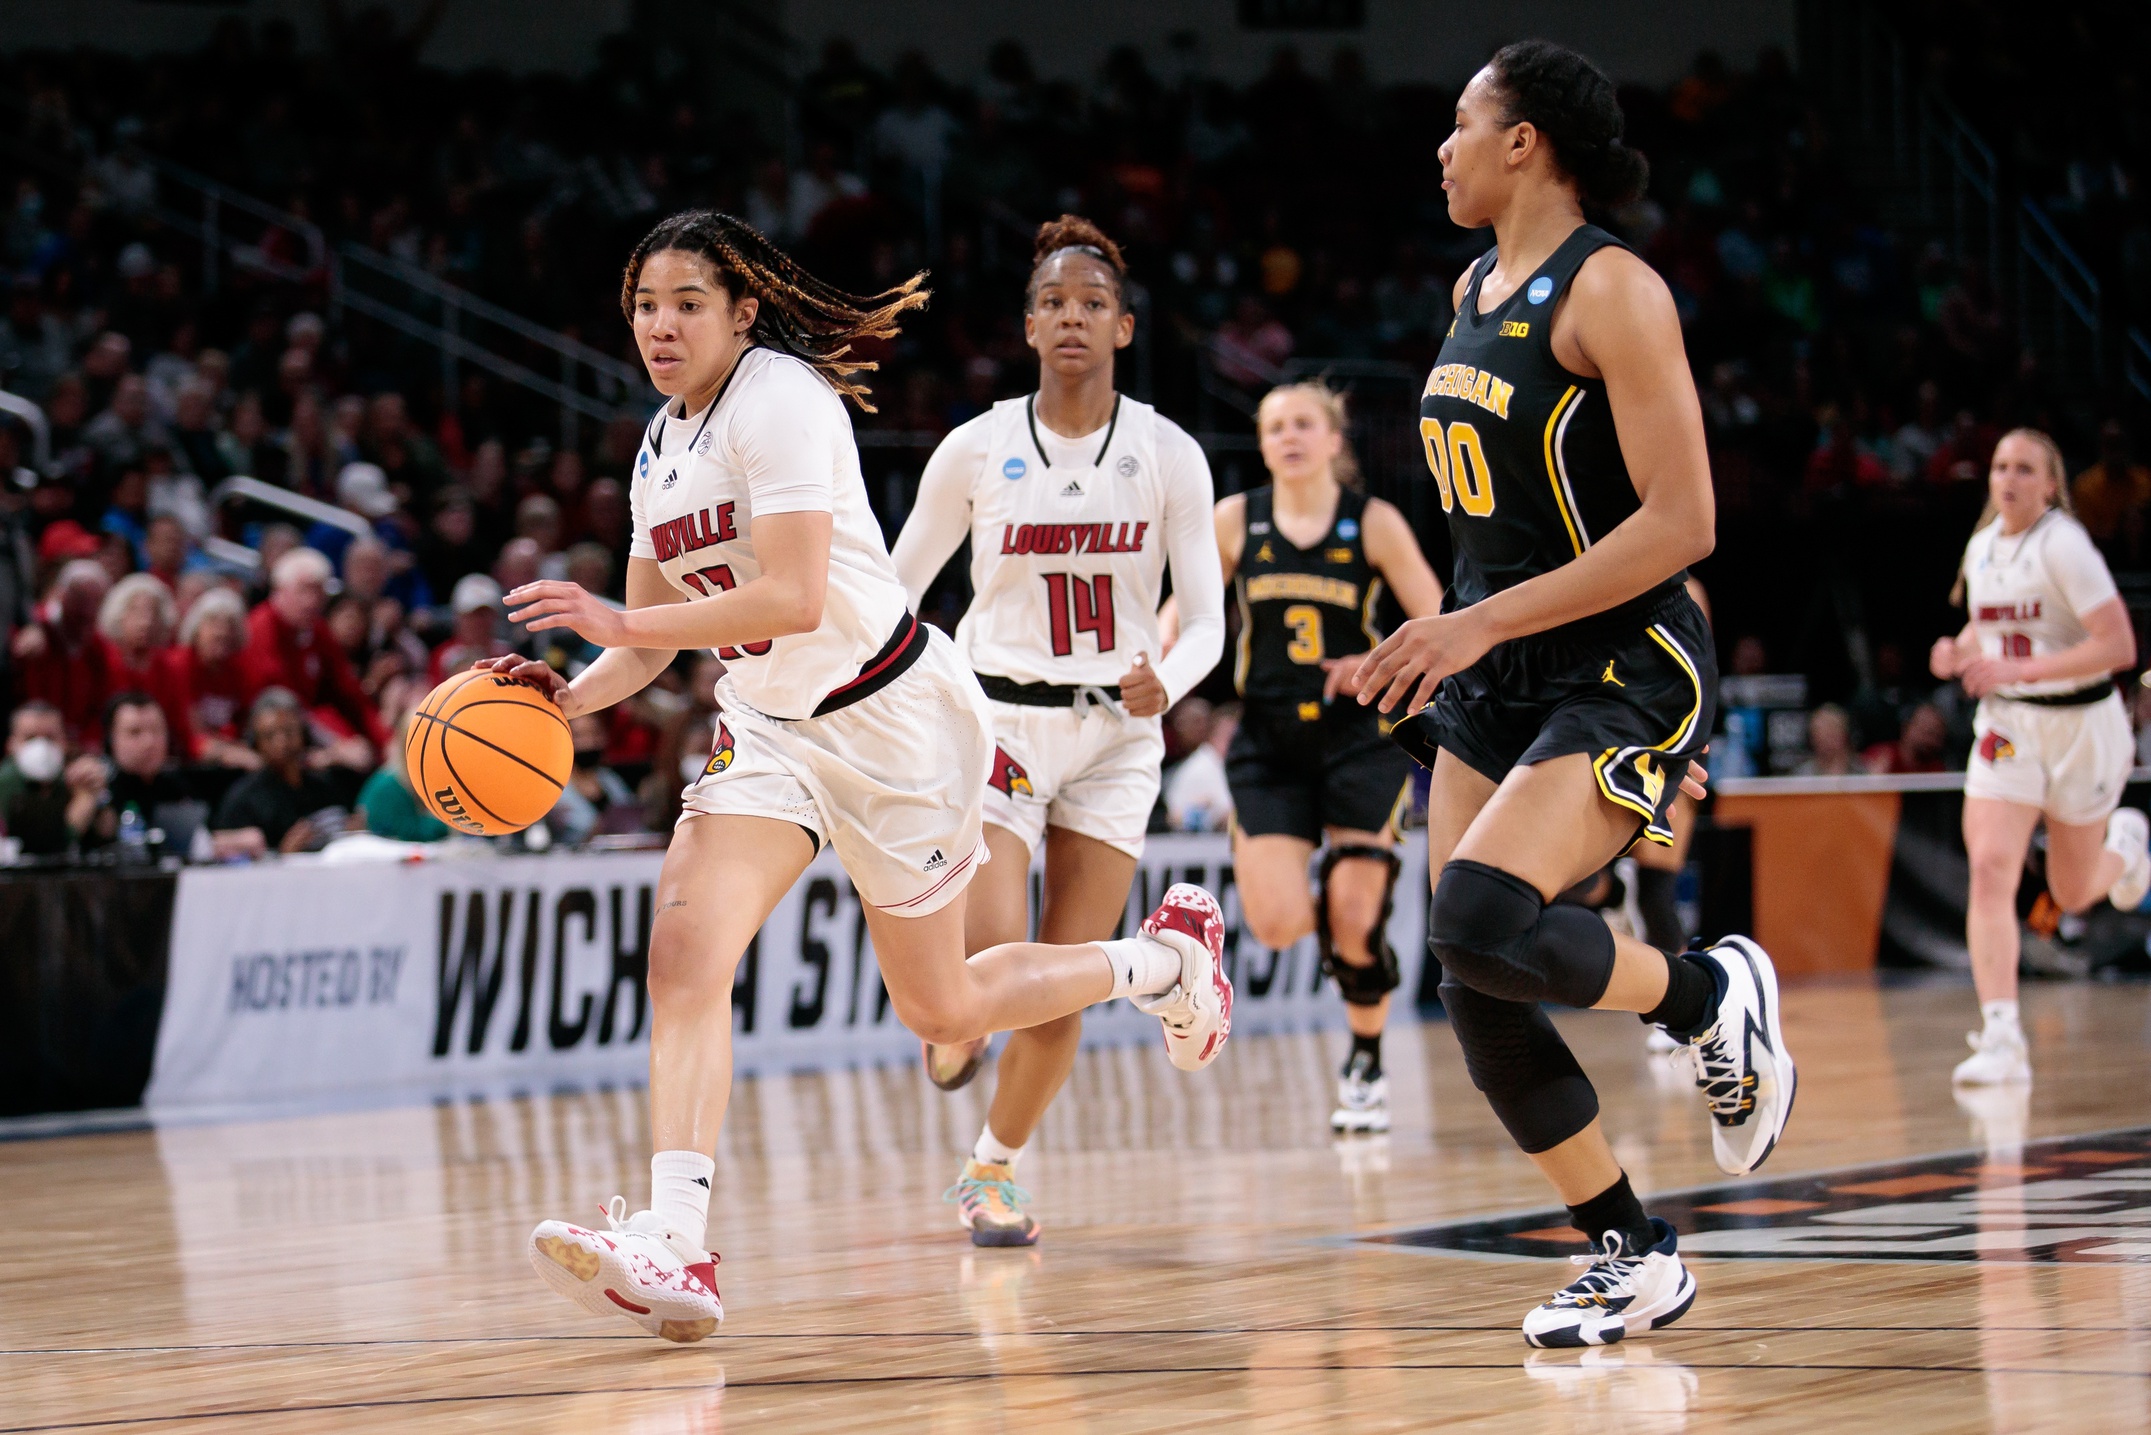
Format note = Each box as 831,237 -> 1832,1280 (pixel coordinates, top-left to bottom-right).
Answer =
6,979 -> 2151,1433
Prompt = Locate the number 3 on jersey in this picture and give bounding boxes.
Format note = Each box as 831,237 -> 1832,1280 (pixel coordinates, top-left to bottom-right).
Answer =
1419,417 -> 1496,516
1042,573 -> 1115,657
678,564 -> 774,659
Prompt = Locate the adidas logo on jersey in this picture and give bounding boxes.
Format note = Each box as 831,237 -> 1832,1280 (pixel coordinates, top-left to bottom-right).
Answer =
662,468 -> 680,490
1060,479 -> 1085,497
923,848 -> 948,872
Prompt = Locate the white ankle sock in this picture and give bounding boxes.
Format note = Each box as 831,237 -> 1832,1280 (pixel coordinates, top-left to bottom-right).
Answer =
972,1125 -> 1024,1169
650,1150 -> 715,1253
1982,999 -> 2021,1032
1100,936 -> 1181,1000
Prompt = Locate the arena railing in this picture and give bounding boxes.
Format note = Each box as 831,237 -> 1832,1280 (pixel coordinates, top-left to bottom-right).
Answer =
0,388 -> 52,476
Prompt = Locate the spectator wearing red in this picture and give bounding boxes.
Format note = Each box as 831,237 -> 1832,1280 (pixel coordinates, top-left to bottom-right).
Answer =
97,572 -> 194,759
428,574 -> 514,684
175,586 -> 259,767
1927,410 -> 1999,485
1804,406 -> 1891,491
243,546 -> 388,762
11,559 -> 116,748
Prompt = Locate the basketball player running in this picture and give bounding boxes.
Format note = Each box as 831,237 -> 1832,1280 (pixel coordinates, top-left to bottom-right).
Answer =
487,211 -> 1233,1342
1208,381 -> 1443,1134
1931,429 -> 2148,1088
889,216 -> 1225,1246
1343,41 -> 1795,1348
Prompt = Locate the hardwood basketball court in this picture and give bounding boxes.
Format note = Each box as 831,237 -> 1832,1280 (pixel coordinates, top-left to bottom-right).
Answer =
6,978 -> 2150,1433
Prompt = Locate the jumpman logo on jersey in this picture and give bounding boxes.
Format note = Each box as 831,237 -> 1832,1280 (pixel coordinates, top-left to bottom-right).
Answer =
1601,660 -> 1624,687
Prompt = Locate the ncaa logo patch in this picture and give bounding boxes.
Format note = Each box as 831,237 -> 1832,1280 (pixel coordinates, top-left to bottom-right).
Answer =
1117,454 -> 1139,478
638,451 -> 649,480
1336,518 -> 1359,539
1003,457 -> 1028,480
1527,275 -> 1555,304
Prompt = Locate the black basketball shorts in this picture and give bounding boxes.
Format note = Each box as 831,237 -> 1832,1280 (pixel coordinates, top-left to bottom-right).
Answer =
1390,588 -> 1716,847
1227,699 -> 1413,843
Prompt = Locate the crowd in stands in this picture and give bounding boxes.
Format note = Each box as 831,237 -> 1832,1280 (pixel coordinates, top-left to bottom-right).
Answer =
3,16 -> 2150,860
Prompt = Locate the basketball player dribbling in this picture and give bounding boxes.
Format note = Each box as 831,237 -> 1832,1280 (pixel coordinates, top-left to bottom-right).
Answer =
1932,428 -> 2147,1090
482,211 -> 1234,1342
1343,41 -> 1796,1347
1198,380 -> 1444,1135
890,217 -> 1226,1246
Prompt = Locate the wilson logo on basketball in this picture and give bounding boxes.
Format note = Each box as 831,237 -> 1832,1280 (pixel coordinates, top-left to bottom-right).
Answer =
703,719 -> 736,776
989,746 -> 1033,797
1979,731 -> 2017,762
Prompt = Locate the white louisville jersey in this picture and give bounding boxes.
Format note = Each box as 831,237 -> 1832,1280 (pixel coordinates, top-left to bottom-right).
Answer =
945,395 -> 1209,687
1960,508 -> 2121,698
629,348 -> 910,720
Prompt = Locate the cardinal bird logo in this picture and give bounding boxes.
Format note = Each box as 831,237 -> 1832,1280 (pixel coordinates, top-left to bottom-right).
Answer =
1978,731 -> 2016,763
703,719 -> 736,776
989,746 -> 1034,797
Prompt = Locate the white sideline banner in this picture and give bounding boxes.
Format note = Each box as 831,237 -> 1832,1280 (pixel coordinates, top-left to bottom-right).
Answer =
146,833 -> 1429,1110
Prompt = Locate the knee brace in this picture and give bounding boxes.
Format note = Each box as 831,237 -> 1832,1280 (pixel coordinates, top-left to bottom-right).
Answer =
1317,843 -> 1402,1006
1440,977 -> 1601,1153
1427,859 -> 1617,1009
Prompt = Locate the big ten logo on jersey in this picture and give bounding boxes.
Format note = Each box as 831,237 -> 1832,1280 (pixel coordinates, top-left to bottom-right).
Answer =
433,883 -> 654,1059
649,503 -> 737,561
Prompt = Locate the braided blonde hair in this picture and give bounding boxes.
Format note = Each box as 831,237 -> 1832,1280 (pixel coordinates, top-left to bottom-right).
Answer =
620,210 -> 930,412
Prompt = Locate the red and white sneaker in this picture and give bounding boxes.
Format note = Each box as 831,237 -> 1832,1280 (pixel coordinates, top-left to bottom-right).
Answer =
1131,882 -> 1233,1071
529,1196 -> 723,1343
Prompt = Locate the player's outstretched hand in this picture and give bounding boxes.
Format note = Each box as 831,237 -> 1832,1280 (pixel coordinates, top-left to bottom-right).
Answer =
506,580 -> 626,646
1118,652 -> 1167,717
1354,611 -> 1496,715
473,653 -> 577,717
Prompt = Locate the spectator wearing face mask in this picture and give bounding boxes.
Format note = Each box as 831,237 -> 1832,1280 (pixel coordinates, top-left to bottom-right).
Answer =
0,701 -> 104,856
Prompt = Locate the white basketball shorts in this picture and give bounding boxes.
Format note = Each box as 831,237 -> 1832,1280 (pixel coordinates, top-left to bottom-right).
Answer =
1966,689 -> 2132,827
980,698 -> 1165,858
680,625 -> 992,916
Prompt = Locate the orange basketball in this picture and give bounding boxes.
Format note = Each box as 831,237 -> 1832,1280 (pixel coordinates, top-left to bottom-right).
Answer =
405,669 -> 573,837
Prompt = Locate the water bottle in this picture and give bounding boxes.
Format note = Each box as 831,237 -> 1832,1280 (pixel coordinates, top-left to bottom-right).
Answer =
117,806 -> 150,863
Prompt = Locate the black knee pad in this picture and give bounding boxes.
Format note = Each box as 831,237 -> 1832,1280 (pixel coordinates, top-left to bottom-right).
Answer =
1440,977 -> 1601,1153
1317,843 -> 1402,1006
1427,860 -> 1617,1009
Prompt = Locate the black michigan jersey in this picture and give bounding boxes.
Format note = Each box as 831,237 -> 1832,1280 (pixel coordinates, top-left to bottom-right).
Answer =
1421,223 -> 1685,612
1234,485 -> 1383,714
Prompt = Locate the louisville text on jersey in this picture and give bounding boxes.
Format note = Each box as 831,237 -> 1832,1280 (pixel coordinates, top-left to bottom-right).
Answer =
998,521 -> 1150,556
1976,601 -> 2044,622
648,503 -> 738,561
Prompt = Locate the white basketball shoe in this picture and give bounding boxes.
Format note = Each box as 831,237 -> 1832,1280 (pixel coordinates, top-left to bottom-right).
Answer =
1953,1019 -> 2032,1086
2105,807 -> 2150,911
1681,936 -> 1797,1176
1130,883 -> 1233,1071
1522,1218 -> 1697,1349
529,1196 -> 723,1343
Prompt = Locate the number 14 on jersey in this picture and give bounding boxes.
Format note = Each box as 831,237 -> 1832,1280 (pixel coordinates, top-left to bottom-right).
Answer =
1419,416 -> 1496,516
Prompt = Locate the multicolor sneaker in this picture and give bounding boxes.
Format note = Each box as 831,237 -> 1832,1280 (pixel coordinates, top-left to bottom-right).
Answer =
923,1036 -> 989,1091
528,1196 -> 723,1343
1130,883 -> 1233,1071
1681,936 -> 1797,1176
1330,1052 -> 1390,1133
944,1159 -> 1039,1247
1522,1218 -> 1697,1349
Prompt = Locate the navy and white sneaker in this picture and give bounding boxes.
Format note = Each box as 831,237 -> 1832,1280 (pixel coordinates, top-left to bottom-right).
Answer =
1680,936 -> 1797,1176
1522,1218 -> 1696,1349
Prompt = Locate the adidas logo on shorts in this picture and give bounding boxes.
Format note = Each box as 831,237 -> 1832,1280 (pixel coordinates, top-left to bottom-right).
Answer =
924,849 -> 947,872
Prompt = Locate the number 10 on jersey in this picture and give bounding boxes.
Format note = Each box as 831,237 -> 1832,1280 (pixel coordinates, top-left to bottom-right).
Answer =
1042,573 -> 1116,656
1419,416 -> 1496,516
